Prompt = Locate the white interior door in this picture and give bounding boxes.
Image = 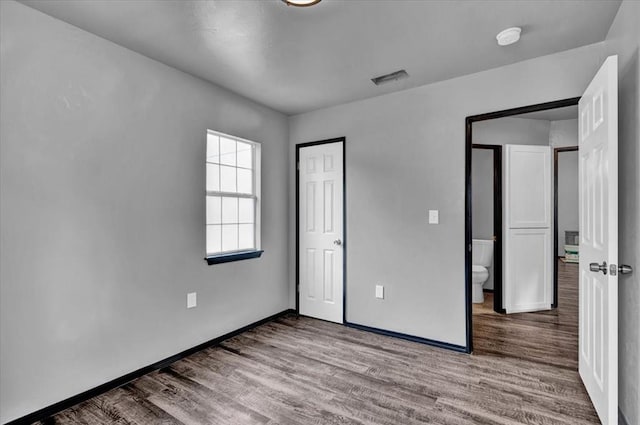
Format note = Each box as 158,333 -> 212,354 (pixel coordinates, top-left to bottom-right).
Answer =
504,144 -> 552,313
298,142 -> 344,323
578,55 -> 618,425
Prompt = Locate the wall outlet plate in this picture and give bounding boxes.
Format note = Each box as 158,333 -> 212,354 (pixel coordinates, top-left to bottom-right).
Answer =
375,285 -> 384,299
187,292 -> 197,309
428,209 -> 439,224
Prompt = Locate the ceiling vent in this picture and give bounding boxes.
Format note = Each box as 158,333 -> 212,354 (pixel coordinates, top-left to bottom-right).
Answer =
371,70 -> 409,86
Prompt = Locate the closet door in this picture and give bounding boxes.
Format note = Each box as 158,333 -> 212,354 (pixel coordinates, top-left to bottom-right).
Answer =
504,144 -> 552,313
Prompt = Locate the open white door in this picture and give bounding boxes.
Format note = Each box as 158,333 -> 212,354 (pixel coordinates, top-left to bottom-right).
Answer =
579,55 -> 618,425
298,141 -> 344,323
504,144 -> 553,314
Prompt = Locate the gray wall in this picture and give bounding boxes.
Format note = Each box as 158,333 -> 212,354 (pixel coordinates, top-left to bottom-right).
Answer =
471,149 -> 494,239
605,1 -> 640,423
550,120 -> 579,253
0,2 -> 289,423
473,117 -> 551,146
472,117 -> 552,290
289,42 -> 606,346
549,119 -> 579,148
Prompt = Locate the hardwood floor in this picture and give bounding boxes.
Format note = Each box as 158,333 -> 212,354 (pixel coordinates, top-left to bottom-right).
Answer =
39,260 -> 598,425
472,259 -> 581,370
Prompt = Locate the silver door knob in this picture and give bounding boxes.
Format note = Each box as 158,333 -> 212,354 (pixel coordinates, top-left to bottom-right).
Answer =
618,264 -> 633,275
590,261 -> 607,275
333,239 -> 342,246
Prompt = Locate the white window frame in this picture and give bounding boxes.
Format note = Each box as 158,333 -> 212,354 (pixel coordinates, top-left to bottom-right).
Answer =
205,130 -> 261,262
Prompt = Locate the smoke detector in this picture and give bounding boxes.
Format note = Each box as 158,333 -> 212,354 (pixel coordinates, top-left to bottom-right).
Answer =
496,27 -> 522,46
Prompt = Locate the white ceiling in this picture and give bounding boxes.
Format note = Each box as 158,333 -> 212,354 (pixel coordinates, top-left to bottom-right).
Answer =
20,0 -> 621,115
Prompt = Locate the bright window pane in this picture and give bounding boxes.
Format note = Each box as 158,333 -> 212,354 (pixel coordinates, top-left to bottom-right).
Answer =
206,225 -> 222,254
237,168 -> 253,194
238,224 -> 254,250
222,197 -> 238,224
206,196 -> 222,224
206,163 -> 220,191
206,134 -> 220,163
222,224 -> 238,252
219,137 -> 236,166
238,198 -> 254,223
237,141 -> 253,169
220,165 -> 236,192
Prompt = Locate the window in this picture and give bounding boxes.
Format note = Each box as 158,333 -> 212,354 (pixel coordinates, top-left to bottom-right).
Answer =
205,130 -> 262,264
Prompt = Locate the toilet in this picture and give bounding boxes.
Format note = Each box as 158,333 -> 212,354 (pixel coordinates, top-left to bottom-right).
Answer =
472,239 -> 494,304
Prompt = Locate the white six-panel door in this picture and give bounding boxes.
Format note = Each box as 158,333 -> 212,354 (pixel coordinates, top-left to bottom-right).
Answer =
578,55 -> 618,425
298,142 -> 344,323
504,145 -> 553,313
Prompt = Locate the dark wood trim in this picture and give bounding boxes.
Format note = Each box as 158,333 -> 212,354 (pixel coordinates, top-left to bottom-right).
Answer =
466,97 -> 581,123
6,309 -> 296,425
472,144 -> 504,314
465,96 -> 580,353
205,250 -> 263,265
553,146 -> 579,308
345,322 -> 468,353
465,119 -> 473,353
295,137 -> 346,322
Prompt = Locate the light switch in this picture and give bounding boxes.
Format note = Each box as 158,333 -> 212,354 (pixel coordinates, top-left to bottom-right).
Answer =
375,285 -> 384,299
187,292 -> 197,309
429,210 -> 439,224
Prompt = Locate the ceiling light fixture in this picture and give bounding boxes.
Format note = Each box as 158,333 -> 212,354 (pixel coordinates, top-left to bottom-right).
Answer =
496,27 -> 522,46
281,0 -> 322,7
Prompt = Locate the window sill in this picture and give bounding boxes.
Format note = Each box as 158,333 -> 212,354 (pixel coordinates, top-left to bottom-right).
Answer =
205,250 -> 264,265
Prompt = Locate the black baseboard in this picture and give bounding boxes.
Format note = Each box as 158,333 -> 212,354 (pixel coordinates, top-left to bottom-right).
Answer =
345,321 -> 468,353
482,288 -> 494,293
6,309 -> 295,425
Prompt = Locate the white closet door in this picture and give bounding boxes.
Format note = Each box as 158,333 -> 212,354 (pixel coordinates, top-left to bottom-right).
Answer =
504,145 -> 552,314
298,142 -> 344,324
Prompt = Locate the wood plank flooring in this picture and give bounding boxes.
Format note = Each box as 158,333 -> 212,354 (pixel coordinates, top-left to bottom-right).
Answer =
472,260 -> 581,371
39,260 -> 598,424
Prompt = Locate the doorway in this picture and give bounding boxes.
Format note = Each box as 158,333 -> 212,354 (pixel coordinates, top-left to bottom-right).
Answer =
295,138 -> 346,324
553,146 -> 579,308
465,97 -> 580,352
471,144 -> 503,314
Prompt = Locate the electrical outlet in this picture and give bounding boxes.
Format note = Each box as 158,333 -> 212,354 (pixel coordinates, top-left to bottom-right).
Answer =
187,292 -> 197,309
375,285 -> 384,299
428,209 -> 439,224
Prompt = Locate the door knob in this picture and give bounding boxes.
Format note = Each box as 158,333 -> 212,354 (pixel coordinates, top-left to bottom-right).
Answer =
618,264 -> 633,275
589,261 -> 607,275
333,239 -> 342,246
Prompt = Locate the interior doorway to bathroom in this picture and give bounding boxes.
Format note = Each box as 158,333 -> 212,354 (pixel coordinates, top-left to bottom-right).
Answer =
471,144 -> 503,313
465,97 -> 580,354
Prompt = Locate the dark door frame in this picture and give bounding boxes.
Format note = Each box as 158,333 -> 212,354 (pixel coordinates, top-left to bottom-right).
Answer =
465,96 -> 580,353
471,144 -> 504,314
295,137 -> 347,323
553,146 -> 579,308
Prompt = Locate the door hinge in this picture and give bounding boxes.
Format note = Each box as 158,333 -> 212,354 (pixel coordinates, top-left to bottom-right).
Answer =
297,162 -> 300,171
